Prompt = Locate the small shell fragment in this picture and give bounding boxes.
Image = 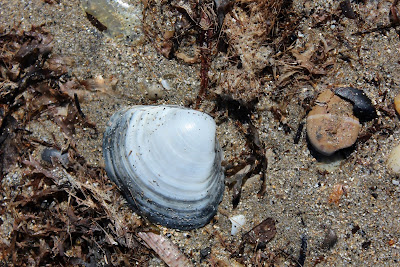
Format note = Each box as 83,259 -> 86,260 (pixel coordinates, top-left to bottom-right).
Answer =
334,87 -> 376,121
321,228 -> 338,250
41,148 -> 69,167
146,83 -> 165,100
307,90 -> 361,155
229,214 -> 246,235
328,184 -> 347,205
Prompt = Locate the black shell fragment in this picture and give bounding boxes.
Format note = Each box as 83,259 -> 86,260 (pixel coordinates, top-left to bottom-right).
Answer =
334,87 -> 377,121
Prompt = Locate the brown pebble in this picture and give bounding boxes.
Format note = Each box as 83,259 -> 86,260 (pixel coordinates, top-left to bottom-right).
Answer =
307,90 -> 361,155
394,93 -> 400,115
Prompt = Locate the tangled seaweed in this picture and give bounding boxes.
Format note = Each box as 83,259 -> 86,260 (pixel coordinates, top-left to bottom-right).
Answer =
0,26 -> 150,266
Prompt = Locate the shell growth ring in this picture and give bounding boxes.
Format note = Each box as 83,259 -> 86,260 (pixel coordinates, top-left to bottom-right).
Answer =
103,105 -> 225,230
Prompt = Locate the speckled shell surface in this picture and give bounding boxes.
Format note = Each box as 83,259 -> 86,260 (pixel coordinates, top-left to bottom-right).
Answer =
103,105 -> 225,230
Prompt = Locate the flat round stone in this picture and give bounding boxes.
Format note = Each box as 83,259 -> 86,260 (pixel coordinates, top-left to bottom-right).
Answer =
307,90 -> 361,156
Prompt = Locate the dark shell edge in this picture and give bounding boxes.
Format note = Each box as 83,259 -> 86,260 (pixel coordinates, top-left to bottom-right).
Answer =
102,107 -> 225,230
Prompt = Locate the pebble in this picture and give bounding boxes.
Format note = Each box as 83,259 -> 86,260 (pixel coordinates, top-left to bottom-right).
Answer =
387,143 -> 400,174
307,90 -> 361,155
394,93 -> 400,115
146,83 -> 165,100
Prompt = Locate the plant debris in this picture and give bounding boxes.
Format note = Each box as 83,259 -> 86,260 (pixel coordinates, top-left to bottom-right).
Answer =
138,231 -> 193,267
0,26 -> 150,266
242,217 -> 277,249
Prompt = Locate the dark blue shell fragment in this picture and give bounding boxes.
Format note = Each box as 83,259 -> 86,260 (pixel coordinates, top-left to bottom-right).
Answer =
334,87 -> 377,121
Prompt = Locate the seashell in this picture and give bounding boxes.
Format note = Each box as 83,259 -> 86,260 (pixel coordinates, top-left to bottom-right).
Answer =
103,105 -> 225,230
229,214 -> 246,235
81,0 -> 143,43
41,148 -> 69,167
307,89 -> 361,156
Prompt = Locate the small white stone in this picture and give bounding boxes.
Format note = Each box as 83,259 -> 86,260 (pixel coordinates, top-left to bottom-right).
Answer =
392,180 -> 399,186
230,214 -> 246,236
146,83 -> 164,100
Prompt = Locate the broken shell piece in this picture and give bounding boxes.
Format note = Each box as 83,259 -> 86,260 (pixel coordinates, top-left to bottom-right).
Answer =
230,214 -> 246,235
41,148 -> 69,167
321,228 -> 338,250
334,87 -> 376,121
307,90 -> 361,156
387,143 -> 400,174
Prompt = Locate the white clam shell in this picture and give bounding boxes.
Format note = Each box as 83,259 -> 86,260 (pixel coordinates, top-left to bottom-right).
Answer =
103,105 -> 225,230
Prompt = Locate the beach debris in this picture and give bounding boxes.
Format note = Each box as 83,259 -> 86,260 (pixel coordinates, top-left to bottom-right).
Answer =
321,228 -> 338,250
80,75 -> 118,95
334,87 -> 377,122
297,234 -> 308,267
0,25 -> 95,177
103,105 -> 225,230
230,214 -> 246,236
138,232 -> 193,267
5,151 -> 149,266
294,121 -> 305,144
340,0 -> 356,19
41,148 -> 69,167
0,26 -> 152,265
362,240 -> 372,250
243,217 -> 276,249
328,184 -> 347,205
199,247 -> 211,262
307,89 -> 361,155
387,143 -> 400,174
81,0 -> 143,43
215,0 -> 287,101
390,0 -> 400,26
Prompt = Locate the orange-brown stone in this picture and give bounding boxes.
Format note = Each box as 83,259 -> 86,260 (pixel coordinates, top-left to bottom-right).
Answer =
306,90 -> 361,155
